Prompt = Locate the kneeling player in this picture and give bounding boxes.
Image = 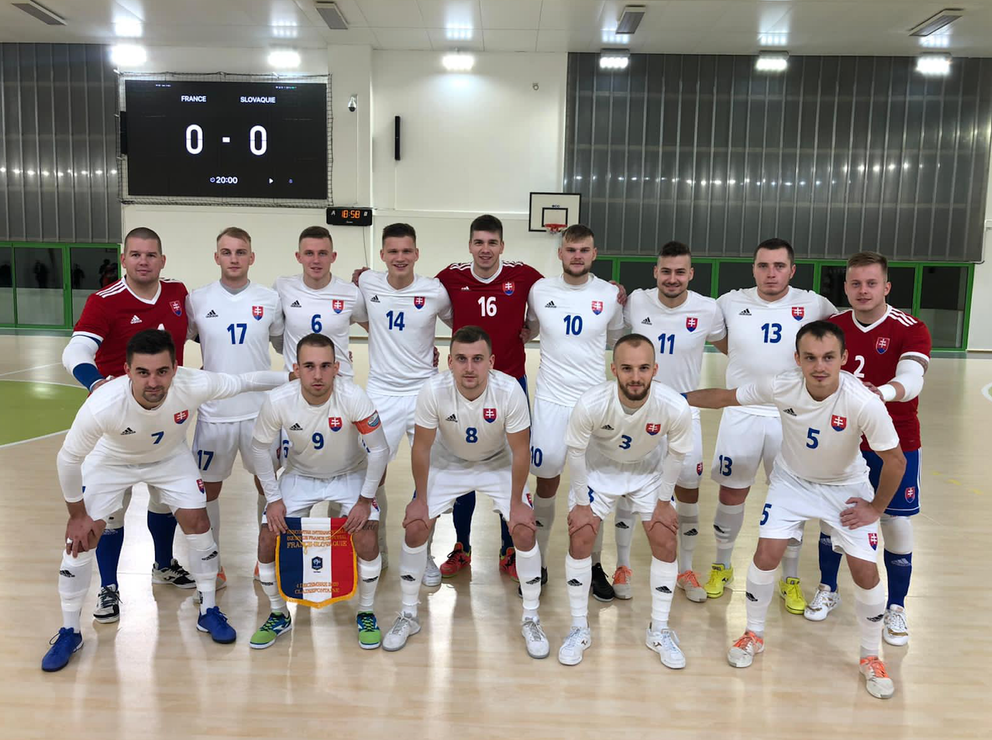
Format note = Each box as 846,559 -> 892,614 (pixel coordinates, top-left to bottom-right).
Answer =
43,330 -> 290,671
686,321 -> 906,699
384,326 -> 547,658
249,334 -> 389,650
559,334 -> 694,668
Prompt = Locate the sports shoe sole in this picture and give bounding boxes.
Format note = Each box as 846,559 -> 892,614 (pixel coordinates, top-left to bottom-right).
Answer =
558,641 -> 590,666
250,625 -> 292,650
359,638 -> 382,650
803,598 -> 840,622
153,576 -> 197,590
196,622 -> 236,644
93,611 -> 120,624
882,630 -> 909,647
382,623 -> 421,652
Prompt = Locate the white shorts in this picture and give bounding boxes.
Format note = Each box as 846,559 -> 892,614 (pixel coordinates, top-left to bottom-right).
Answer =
710,407 -> 782,488
675,411 -> 705,489
426,455 -> 532,520
368,392 -> 417,463
529,398 -> 572,478
81,449 -> 205,522
568,469 -> 667,521
263,470 -> 379,521
192,417 -> 276,483
760,467 -> 879,562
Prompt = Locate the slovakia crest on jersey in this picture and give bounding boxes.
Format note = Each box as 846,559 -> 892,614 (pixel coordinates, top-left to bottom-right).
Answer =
252,305 -> 264,321
591,300 -> 604,315
329,417 -> 343,432
646,423 -> 661,436
868,532 -> 879,550
905,486 -> 917,502
196,479 -> 205,494
413,296 -> 426,309
791,306 -> 805,321
876,337 -> 890,354
174,409 -> 189,425
170,300 -> 183,317
503,281 -> 515,296
831,415 -> 847,432
332,300 -> 344,314
686,317 -> 698,332
483,408 -> 498,423
696,462 -> 704,475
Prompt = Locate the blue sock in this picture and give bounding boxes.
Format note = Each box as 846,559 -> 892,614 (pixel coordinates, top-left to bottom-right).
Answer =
818,532 -> 842,592
96,527 -> 124,588
883,550 -> 912,608
147,511 -> 178,567
452,492 -> 475,552
499,516 -> 513,555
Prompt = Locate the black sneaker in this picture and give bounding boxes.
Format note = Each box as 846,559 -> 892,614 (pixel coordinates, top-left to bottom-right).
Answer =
152,559 -> 196,589
93,585 -> 121,623
591,563 -> 615,602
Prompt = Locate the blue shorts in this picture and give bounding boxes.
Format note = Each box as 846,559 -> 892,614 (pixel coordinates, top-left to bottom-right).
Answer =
863,448 -> 921,516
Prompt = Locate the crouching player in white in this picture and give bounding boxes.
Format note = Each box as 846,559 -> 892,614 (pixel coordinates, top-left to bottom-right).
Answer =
384,326 -> 547,658
43,330 -> 292,671
686,321 -> 906,699
559,334 -> 694,668
248,334 -> 389,650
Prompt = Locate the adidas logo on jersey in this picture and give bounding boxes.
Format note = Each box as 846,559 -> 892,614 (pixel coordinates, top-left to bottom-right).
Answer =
544,300 -> 557,308
738,308 -> 752,316
289,423 -> 303,431
783,407 -> 797,416
601,424 -> 615,431
370,295 -> 380,303
290,300 -> 302,308
121,427 -> 136,435
446,414 -> 458,422
461,286 -> 471,291
205,310 -> 218,318
129,315 -> 142,324
641,317 -> 652,325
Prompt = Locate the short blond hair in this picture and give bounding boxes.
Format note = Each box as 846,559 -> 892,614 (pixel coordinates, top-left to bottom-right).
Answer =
216,226 -> 252,247
846,251 -> 887,276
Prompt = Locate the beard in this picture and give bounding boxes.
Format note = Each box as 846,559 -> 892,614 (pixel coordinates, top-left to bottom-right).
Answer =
618,381 -> 649,402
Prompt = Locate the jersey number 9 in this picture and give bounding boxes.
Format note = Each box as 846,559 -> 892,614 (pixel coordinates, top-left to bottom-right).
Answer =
312,432 -> 324,450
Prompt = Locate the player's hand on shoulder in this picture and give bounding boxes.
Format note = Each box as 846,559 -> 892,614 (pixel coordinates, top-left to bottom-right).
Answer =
862,381 -> 883,400
610,280 -> 628,306
344,497 -> 372,533
646,499 -> 678,535
89,376 -> 112,394
567,503 -> 599,536
65,514 -> 100,556
351,266 -> 370,286
840,497 -> 880,529
266,499 -> 289,535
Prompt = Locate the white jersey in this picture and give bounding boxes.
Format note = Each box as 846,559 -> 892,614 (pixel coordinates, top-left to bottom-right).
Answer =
566,380 -> 695,476
252,377 -> 379,479
358,270 -> 453,396
624,289 -> 726,394
186,281 -> 284,422
57,367 -> 287,501
527,274 -> 624,406
415,370 -> 530,467
274,273 -> 368,376
719,286 -> 836,416
737,369 -> 900,485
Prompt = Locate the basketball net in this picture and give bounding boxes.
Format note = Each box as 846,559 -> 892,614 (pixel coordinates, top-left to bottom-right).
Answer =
546,223 -> 565,235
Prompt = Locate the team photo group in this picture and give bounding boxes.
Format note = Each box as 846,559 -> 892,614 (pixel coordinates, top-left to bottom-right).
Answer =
44,215 -> 930,702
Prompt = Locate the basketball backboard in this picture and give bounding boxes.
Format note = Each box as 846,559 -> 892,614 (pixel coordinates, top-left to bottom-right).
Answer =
529,192 -> 582,233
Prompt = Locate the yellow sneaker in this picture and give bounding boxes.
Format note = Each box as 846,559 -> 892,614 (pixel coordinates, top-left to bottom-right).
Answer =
704,563 -> 733,598
778,577 -> 806,614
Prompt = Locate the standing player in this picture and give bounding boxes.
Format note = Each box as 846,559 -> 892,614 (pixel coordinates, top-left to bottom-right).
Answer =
806,252 -> 930,646
61,227 -> 194,623
42,330 -> 291,671
187,227 -> 284,585
382,327 -> 548,659
358,223 -> 453,581
704,238 -> 836,614
526,224 -> 624,596
617,242 -> 725,602
248,334 -> 389,650
274,226 -> 367,376
558,335 -> 695,667
686,321 -> 905,699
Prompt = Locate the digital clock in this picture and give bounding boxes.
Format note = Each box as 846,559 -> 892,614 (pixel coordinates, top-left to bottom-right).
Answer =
326,207 -> 373,226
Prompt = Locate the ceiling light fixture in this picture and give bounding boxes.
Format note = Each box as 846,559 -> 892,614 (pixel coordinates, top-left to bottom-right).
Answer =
446,25 -> 474,41
110,44 -> 147,67
113,19 -> 143,38
314,1 -> 349,30
909,8 -> 962,37
616,6 -> 645,35
12,1 -> 65,26
599,49 -> 630,71
755,50 -> 788,72
268,49 -> 301,68
916,52 -> 952,75
442,52 -> 474,72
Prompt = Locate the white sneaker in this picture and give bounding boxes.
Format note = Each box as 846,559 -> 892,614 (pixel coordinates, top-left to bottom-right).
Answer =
860,656 -> 895,699
883,605 -> 909,646
382,612 -> 421,652
804,584 -> 841,622
422,556 -> 442,587
645,626 -> 686,669
727,630 -> 764,668
558,626 -> 592,666
521,617 -> 550,659
612,566 -> 633,600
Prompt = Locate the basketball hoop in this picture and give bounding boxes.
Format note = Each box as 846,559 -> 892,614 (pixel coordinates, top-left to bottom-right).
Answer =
545,223 -> 566,235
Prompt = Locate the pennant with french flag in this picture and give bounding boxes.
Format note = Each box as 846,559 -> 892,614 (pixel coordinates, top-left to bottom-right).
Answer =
276,517 -> 357,608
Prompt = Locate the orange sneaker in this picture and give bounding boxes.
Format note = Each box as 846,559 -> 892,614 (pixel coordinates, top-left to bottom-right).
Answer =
216,566 -> 228,591
440,542 -> 472,578
727,630 -> 764,668
612,566 -> 633,600
253,562 -> 260,582
859,656 -> 895,699
499,547 -> 518,582
677,570 -> 706,603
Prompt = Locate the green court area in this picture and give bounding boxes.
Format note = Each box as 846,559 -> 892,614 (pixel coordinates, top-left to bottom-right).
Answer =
0,380 -> 86,446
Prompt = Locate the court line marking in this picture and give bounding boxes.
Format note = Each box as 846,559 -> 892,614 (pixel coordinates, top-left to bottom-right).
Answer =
982,382 -> 992,403
0,362 -> 61,378
0,378 -> 83,390
0,429 -> 68,450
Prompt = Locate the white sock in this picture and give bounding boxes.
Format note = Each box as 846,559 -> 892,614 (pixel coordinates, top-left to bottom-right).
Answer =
256,496 -> 266,527
649,557 -> 678,629
533,494 -> 556,566
592,520 -> 604,565
185,530 -> 219,614
375,485 -> 388,555
205,499 -> 221,563
59,550 -> 94,632
854,581 -> 886,658
782,538 -> 802,580
675,500 -> 699,573
615,505 -> 635,569
399,541 -> 427,617
714,502 -> 746,567
744,561 -> 777,637
257,561 -> 287,614
565,554 -> 592,629
515,543 -> 542,618
357,555 -> 381,611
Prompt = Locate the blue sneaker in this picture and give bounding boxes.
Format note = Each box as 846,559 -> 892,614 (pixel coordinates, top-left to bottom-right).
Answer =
196,606 -> 236,644
42,628 -> 83,672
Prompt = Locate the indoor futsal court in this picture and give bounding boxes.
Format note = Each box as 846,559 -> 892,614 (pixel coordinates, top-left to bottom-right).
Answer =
2,1 -> 992,738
